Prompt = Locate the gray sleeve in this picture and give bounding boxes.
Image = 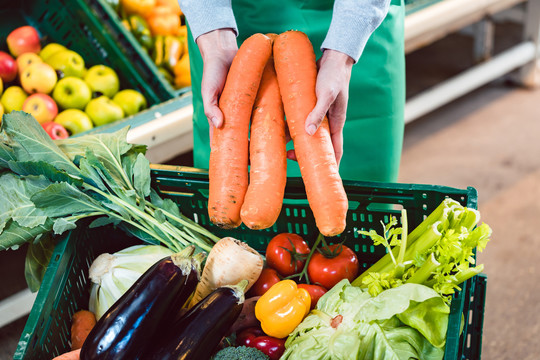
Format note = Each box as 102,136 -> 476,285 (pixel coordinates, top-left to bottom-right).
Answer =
178,0 -> 238,42
321,0 -> 391,63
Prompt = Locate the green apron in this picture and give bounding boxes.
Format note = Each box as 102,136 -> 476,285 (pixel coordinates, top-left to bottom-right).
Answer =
187,0 -> 405,182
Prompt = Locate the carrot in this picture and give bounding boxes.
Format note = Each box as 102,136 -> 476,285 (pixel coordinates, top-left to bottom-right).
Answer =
188,237 -> 263,308
53,348 -> 80,360
240,55 -> 287,229
70,310 -> 96,350
273,30 -> 348,236
208,33 -> 273,229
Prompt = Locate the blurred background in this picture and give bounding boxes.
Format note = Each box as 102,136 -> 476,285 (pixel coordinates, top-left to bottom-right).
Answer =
1,0 -> 539,359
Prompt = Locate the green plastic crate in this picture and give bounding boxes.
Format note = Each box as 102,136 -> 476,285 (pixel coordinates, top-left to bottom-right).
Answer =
0,0 -> 166,106
84,0 -> 189,102
14,166 -> 487,359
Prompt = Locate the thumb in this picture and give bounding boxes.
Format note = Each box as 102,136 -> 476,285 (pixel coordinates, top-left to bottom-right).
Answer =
305,96 -> 333,136
205,104 -> 224,129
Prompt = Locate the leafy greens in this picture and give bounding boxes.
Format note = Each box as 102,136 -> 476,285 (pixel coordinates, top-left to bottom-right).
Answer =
0,111 -> 219,288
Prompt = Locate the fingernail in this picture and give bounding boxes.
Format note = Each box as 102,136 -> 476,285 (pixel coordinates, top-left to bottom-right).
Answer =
307,124 -> 317,135
210,116 -> 219,128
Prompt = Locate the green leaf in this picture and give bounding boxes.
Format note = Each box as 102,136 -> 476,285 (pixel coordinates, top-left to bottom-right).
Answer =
0,218 -> 53,251
24,233 -> 57,292
56,127 -> 133,189
31,182 -> 107,218
89,216 -> 121,228
52,218 -> 78,235
133,153 -> 151,198
0,142 -> 16,169
0,173 -> 51,232
2,111 -> 80,176
154,209 -> 166,223
79,157 -> 108,191
7,160 -> 82,186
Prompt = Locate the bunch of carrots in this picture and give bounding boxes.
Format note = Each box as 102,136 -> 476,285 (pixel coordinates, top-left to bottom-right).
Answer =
208,31 -> 349,237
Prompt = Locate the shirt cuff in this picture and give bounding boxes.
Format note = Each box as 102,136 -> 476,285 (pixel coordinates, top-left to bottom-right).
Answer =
321,0 -> 391,63
179,0 -> 238,42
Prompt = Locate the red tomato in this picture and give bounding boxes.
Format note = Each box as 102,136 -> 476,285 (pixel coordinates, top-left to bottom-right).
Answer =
248,268 -> 281,297
297,284 -> 327,309
265,233 -> 310,277
307,244 -> 359,289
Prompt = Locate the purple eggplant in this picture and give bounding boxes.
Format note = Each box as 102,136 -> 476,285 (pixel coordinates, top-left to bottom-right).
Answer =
80,246 -> 204,360
147,280 -> 249,360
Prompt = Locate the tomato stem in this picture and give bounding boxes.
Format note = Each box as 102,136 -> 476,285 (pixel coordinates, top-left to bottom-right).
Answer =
284,233 -> 325,284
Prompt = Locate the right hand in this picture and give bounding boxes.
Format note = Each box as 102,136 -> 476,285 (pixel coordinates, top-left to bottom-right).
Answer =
196,29 -> 238,142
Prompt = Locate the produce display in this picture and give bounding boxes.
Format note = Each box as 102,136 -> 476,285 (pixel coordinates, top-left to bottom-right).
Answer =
103,0 -> 191,89
0,25 -> 148,139
2,29 -> 490,360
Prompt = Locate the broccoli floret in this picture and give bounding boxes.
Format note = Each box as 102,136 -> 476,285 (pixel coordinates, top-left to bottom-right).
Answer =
213,345 -> 269,360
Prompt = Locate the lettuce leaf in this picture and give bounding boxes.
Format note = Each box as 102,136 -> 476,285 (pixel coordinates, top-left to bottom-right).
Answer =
282,280 -> 448,360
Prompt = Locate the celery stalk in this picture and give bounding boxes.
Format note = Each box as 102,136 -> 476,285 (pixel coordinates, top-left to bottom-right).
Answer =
406,253 -> 440,285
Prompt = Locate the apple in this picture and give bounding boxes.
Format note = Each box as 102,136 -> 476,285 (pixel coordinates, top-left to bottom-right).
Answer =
112,89 -> 147,116
20,62 -> 57,94
0,51 -> 18,83
52,76 -> 92,110
22,93 -> 58,124
0,77 -> 3,96
54,109 -> 93,135
84,65 -> 120,98
45,49 -> 86,78
7,26 -> 41,57
41,121 -> 69,139
0,102 -> 4,119
16,52 -> 43,73
85,96 -> 124,126
1,86 -> 28,113
39,43 -> 67,61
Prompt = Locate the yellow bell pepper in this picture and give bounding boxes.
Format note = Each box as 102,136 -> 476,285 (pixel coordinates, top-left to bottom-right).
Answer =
255,280 -> 311,339
121,0 -> 156,17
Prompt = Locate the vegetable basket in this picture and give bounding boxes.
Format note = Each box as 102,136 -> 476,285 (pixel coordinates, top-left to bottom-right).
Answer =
14,165 -> 487,359
0,0 -> 167,107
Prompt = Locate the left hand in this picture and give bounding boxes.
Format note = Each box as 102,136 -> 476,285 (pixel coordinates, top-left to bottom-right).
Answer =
287,49 -> 354,166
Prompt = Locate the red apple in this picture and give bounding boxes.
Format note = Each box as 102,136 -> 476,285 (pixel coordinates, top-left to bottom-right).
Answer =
41,121 -> 69,139
0,51 -> 18,83
7,26 -> 41,57
22,93 -> 58,124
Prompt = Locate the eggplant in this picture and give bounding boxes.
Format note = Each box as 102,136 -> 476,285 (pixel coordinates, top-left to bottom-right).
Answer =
147,280 -> 249,360
80,246 -> 203,360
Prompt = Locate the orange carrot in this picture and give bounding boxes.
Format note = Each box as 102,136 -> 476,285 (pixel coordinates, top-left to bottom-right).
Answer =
208,33 -> 273,228
70,310 -> 96,350
273,31 -> 348,236
240,55 -> 287,229
53,348 -> 80,360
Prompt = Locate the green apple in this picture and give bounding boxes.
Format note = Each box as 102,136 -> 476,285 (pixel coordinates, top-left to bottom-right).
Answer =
1,86 -> 28,113
112,89 -> 147,116
45,49 -> 86,78
52,77 -> 92,110
20,62 -> 58,94
85,96 -> 124,127
39,43 -> 67,61
84,65 -> 120,98
54,109 -> 93,135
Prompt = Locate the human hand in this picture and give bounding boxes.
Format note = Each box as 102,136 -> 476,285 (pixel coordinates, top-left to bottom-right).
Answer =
288,49 -> 354,166
196,29 -> 238,141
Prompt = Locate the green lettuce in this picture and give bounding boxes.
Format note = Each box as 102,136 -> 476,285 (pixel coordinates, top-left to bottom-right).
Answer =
282,280 -> 448,360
